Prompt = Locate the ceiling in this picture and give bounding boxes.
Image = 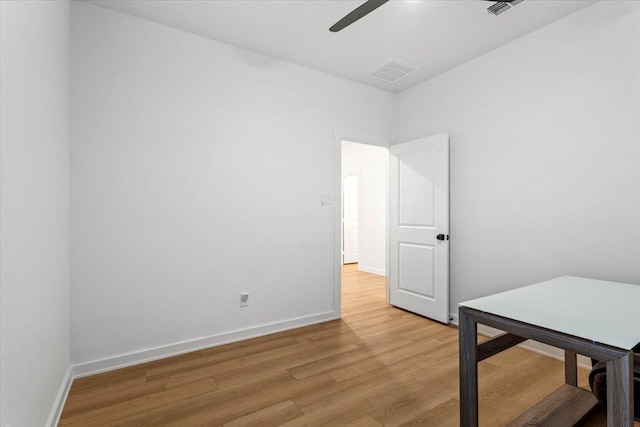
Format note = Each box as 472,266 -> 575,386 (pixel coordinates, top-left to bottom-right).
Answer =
87,0 -> 597,93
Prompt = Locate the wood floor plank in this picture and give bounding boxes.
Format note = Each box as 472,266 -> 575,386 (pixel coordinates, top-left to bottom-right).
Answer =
214,342 -> 358,389
397,397 -> 460,427
288,338 -> 412,380
222,399 -> 304,427
145,336 -> 301,380
163,370 -> 218,390
367,359 -> 492,426
280,408 -> 382,427
68,366 -> 147,394
59,378 -> 218,426
145,373 -> 334,426
143,371 -> 300,426
198,335 -> 301,361
298,374 -> 428,424
326,338 -> 442,383
343,414 -> 385,426
60,375 -> 166,418
291,363 -> 401,410
371,391 -> 455,426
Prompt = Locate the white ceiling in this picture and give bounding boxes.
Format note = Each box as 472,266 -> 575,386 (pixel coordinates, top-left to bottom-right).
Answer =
87,0 -> 597,93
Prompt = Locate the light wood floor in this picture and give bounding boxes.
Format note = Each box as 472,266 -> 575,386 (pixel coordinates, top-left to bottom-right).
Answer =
61,264 -> 622,426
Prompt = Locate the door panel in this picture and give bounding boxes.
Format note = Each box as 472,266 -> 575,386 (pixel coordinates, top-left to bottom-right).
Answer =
398,243 -> 435,298
399,148 -> 436,227
389,133 -> 449,323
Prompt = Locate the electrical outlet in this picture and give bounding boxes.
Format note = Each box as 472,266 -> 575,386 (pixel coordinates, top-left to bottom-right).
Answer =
240,292 -> 249,307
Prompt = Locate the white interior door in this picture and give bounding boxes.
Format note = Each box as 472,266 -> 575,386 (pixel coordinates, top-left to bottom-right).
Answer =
389,133 -> 450,323
342,175 -> 359,264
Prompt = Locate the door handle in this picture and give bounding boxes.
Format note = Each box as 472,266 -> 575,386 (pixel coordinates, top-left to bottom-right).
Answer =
436,234 -> 449,241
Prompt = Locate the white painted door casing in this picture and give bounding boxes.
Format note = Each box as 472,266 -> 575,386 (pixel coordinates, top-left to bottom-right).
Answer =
343,175 -> 359,264
389,133 -> 450,324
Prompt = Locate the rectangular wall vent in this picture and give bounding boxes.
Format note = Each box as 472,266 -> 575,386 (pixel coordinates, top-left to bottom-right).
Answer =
487,0 -> 524,16
369,59 -> 419,83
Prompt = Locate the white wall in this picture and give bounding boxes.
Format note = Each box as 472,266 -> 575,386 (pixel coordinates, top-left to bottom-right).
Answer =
341,141 -> 387,275
394,1 -> 640,319
0,1 -> 72,426
70,2 -> 394,367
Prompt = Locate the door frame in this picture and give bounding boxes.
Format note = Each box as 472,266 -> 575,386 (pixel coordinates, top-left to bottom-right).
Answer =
332,129 -> 390,317
342,174 -> 359,265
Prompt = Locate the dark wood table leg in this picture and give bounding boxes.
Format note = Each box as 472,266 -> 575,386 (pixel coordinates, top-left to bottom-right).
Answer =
564,350 -> 577,386
606,351 -> 633,426
459,308 -> 479,427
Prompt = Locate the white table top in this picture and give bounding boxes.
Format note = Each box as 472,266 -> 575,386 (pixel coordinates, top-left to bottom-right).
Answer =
460,276 -> 640,350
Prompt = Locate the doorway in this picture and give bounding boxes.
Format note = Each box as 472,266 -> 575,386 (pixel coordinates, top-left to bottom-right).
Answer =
334,133 -> 450,325
339,139 -> 389,310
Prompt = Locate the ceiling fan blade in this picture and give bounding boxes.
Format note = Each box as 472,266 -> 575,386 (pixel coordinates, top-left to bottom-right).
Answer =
329,0 -> 389,33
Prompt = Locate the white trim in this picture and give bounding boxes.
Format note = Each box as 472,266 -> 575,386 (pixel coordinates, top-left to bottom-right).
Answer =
47,366 -> 73,427
72,311 -> 338,378
450,313 -> 459,325
449,312 -> 591,369
358,264 -> 386,276
332,129 -> 389,148
333,133 -> 343,317
521,340 -> 592,369
385,152 -> 390,305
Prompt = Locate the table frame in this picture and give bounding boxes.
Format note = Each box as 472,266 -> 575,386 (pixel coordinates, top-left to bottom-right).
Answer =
459,306 -> 634,426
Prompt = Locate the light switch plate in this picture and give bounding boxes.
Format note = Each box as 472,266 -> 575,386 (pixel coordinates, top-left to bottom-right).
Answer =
240,292 -> 249,307
321,193 -> 334,205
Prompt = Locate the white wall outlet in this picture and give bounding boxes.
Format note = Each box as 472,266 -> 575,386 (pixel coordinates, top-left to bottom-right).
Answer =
240,292 -> 249,307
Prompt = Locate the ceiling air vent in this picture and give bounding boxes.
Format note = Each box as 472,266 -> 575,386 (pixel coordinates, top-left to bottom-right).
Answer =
487,2 -> 511,16
487,0 -> 524,16
369,59 -> 419,83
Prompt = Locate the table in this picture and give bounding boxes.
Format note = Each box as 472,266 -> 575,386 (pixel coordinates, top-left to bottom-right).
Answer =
458,276 -> 640,426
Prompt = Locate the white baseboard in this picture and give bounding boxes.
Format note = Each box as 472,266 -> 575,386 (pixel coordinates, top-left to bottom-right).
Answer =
515,339 -> 592,369
72,310 -> 338,378
47,365 -> 73,427
449,312 -> 591,369
449,313 -> 458,324
357,264 -> 386,276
